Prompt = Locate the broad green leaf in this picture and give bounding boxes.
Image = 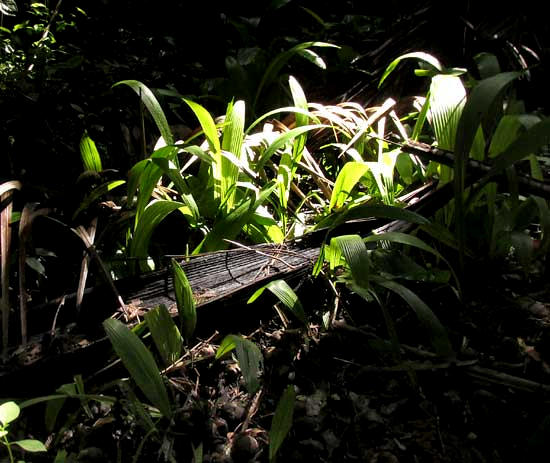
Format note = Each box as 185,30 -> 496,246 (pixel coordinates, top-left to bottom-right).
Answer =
0,401 -> 20,425
379,52 -> 443,88
114,80 -> 173,146
182,98 -> 221,155
145,304 -> 182,367
103,318 -> 172,418
372,277 -> 454,358
171,259 -> 196,341
488,115 -> 523,157
215,335 -> 263,394
474,52 -> 501,79
488,118 -> 550,176
13,439 -> 47,452
248,279 -> 307,325
130,200 -> 187,272
269,385 -> 295,462
330,161 -> 369,211
332,235 -> 370,288
79,132 -> 103,172
429,74 -> 466,151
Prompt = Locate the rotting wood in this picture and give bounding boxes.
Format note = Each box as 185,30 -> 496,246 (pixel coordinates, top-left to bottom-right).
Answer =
0,179 -> 457,396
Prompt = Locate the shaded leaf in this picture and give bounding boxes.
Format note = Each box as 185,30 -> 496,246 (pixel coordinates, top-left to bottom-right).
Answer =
103,318 -> 172,418
114,80 -> 173,146
171,259 -> 197,341
248,279 -> 307,325
269,385 -> 296,462
13,439 -> 47,452
145,304 -> 182,367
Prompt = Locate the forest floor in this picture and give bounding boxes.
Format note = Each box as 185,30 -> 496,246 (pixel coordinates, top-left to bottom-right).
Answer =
13,256 -> 550,463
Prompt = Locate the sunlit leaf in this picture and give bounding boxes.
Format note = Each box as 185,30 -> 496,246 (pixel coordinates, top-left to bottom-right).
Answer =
379,52 -> 443,88
0,401 -> 20,425
79,132 -> 103,172
113,80 -> 173,146
330,161 -> 369,211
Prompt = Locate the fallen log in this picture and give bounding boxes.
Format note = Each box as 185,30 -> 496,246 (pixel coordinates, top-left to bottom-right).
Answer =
0,180 -> 453,397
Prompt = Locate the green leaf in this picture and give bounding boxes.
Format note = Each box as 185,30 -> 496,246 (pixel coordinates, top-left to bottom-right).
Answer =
114,80 -> 173,146
216,335 -> 263,394
130,200 -> 187,272
330,161 -> 369,211
72,180 -> 125,221
454,72 -> 521,267
365,231 -> 460,293
372,277 -> 454,358
488,117 -> 550,176
254,41 -> 338,109
171,259 -> 197,341
256,125 -> 327,171
335,203 -> 430,227
0,401 -> 20,425
197,182 -> 277,252
332,235 -> 370,288
79,132 -> 103,172
145,304 -> 183,367
13,439 -> 47,452
474,52 -> 501,79
103,318 -> 172,418
248,280 -> 307,325
379,52 -> 443,88
215,335 -> 237,359
220,100 -> 246,211
269,385 -> 295,462
182,98 -> 221,155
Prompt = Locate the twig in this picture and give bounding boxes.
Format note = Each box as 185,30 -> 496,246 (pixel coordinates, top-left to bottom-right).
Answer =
223,239 -> 296,270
